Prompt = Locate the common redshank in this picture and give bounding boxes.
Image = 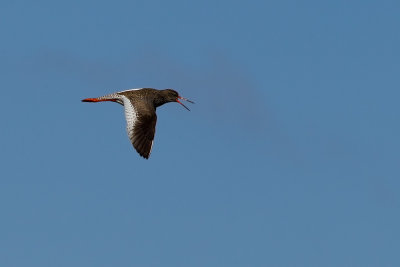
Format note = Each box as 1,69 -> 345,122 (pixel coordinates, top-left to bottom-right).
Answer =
82,88 -> 194,159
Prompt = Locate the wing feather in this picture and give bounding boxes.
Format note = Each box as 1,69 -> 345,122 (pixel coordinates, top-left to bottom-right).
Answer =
121,96 -> 156,159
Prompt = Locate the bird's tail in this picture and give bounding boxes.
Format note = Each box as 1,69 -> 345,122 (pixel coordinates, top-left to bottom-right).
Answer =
82,93 -> 120,103
81,98 -> 116,102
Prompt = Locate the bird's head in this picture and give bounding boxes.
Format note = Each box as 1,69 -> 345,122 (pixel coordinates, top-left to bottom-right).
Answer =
162,89 -> 194,111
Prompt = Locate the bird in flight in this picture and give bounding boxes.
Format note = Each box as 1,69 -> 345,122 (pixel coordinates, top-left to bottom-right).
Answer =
82,88 -> 194,159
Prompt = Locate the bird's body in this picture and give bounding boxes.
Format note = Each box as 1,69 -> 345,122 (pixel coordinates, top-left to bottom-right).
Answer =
82,88 -> 193,159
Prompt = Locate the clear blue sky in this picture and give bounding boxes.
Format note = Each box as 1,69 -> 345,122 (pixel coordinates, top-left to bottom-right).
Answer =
1,0 -> 399,266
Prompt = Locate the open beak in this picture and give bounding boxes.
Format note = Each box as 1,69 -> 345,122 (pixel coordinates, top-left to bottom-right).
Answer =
176,96 -> 194,111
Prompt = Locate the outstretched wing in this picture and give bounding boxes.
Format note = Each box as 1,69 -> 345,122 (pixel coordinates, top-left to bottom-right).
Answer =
121,96 -> 157,159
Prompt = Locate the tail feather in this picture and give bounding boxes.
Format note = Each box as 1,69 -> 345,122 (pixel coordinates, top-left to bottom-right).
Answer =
82,98 -> 116,102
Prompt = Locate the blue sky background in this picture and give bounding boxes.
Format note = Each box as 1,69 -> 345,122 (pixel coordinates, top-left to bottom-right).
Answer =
1,0 -> 399,266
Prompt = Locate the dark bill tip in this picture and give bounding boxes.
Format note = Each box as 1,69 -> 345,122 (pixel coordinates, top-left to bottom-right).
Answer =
179,96 -> 195,104
176,99 -> 190,111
